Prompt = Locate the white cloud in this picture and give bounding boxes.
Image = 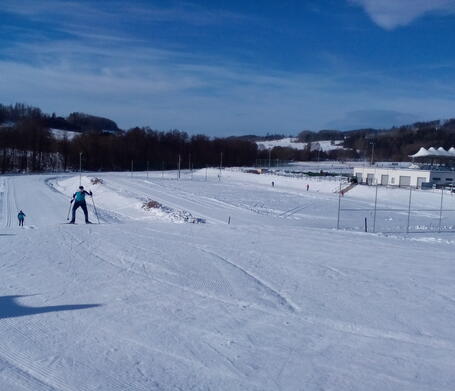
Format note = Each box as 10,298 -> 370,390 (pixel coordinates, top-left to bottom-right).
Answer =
350,0 -> 455,29
2,0 -> 455,133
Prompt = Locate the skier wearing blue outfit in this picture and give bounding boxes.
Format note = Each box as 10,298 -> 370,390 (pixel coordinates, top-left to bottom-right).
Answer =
17,210 -> 26,226
69,186 -> 93,224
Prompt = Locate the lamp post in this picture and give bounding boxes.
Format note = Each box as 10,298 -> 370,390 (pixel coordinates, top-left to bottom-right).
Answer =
79,152 -> 83,186
370,142 -> 375,166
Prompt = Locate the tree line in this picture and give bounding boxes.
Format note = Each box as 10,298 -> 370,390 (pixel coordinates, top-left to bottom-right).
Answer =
2,102 -> 455,173
0,103 -> 257,173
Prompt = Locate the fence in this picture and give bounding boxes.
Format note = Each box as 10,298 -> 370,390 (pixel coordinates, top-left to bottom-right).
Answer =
336,184 -> 455,234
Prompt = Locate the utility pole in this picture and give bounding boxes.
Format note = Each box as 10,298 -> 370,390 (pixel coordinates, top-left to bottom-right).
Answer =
219,152 -> 223,180
438,188 -> 444,232
370,142 -> 375,166
131,160 -> 133,177
79,152 -> 83,186
406,186 -> 412,233
178,154 -> 181,180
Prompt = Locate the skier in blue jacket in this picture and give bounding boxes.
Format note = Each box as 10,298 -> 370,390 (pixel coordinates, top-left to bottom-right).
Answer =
17,210 -> 26,226
69,186 -> 93,224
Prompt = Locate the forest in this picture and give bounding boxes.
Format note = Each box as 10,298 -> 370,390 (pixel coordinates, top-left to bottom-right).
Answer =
0,103 -> 257,173
1,103 -> 455,173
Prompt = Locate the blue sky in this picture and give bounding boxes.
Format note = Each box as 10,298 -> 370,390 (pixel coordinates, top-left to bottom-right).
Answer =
1,0 -> 455,135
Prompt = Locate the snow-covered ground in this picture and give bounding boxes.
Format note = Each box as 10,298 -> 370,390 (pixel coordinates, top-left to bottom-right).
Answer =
256,137 -> 345,151
1,169 -> 455,390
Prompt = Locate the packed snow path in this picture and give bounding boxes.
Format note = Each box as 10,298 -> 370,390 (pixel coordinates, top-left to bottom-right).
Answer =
1,171 -> 455,390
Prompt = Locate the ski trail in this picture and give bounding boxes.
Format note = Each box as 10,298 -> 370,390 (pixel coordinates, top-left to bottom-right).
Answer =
104,176 -> 247,225
0,178 -> 6,228
0,354 -> 60,391
3,177 -> 18,229
300,315 -> 455,351
198,247 -> 298,313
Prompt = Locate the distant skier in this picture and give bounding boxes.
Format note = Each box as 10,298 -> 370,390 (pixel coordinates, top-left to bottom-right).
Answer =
69,186 -> 93,224
306,184 -> 309,191
17,210 -> 26,227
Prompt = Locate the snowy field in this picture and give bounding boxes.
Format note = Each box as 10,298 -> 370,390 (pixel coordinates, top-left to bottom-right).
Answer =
1,169 -> 455,390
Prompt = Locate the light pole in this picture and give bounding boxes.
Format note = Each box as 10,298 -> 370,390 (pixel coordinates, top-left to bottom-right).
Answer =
219,152 -> 223,180
79,152 -> 83,186
178,154 -> 181,179
370,142 -> 375,166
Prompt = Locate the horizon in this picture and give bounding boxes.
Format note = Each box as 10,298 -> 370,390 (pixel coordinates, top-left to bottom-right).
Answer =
2,1 -> 455,135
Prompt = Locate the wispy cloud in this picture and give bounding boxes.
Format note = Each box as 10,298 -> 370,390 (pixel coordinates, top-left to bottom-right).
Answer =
1,0 -> 247,27
349,0 -> 455,29
327,110 -> 420,130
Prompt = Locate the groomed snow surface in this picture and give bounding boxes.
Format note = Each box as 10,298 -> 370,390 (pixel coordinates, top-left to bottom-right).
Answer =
1,169 -> 455,391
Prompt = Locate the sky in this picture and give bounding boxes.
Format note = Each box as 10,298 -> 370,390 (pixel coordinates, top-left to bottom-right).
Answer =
1,0 -> 455,135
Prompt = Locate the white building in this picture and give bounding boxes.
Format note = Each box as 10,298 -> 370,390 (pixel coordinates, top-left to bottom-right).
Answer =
353,166 -> 455,188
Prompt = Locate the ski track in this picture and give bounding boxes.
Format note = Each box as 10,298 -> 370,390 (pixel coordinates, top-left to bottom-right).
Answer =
104,176 -> 251,225
61,226 -> 290,316
197,247 -> 298,313
0,234 -> 165,391
94,223 -> 299,315
2,173 -> 455,390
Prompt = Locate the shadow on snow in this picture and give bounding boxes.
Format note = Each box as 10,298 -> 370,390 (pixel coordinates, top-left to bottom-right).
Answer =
0,295 -> 101,319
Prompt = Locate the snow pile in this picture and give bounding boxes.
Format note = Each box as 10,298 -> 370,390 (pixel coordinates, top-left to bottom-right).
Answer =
52,175 -> 205,224
142,199 -> 206,224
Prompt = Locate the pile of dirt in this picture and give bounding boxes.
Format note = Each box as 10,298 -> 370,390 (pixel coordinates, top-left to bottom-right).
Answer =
142,199 -> 205,224
142,200 -> 162,210
91,178 -> 104,185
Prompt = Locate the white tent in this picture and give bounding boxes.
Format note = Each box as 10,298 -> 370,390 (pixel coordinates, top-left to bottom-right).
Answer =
409,146 -> 455,158
436,147 -> 451,157
409,147 -> 430,158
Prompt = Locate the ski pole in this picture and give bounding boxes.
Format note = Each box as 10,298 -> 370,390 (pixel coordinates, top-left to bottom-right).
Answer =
90,194 -> 101,224
67,200 -> 73,221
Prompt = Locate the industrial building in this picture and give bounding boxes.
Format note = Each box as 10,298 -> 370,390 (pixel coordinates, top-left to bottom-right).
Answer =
353,146 -> 455,188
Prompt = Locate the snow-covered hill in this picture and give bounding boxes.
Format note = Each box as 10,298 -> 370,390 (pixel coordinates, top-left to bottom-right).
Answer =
1,170 -> 454,390
256,137 -> 345,151
50,128 -> 82,140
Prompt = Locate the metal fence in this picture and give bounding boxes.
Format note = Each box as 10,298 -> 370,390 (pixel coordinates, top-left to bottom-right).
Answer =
336,184 -> 455,234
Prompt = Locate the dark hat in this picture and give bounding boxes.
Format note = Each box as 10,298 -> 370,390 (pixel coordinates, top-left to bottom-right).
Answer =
79,186 -> 84,189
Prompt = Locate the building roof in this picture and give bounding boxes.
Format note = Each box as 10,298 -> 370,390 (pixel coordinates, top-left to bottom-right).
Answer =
409,147 -> 455,158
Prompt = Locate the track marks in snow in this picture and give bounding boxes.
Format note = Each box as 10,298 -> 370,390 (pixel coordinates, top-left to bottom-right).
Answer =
301,315 -> 455,351
198,247 -> 298,313
1,178 -> 18,228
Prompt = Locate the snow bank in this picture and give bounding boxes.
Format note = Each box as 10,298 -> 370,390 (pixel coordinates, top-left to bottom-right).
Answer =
52,175 -> 203,223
